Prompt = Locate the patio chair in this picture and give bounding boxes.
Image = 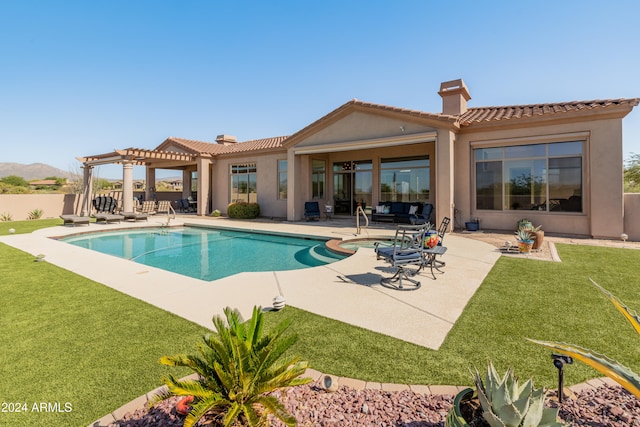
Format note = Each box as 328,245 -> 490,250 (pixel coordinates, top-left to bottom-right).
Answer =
304,201 -> 321,221
433,216 -> 450,267
375,223 -> 428,290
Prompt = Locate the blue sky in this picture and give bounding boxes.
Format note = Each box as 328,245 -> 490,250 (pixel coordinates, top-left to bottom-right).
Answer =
2,1 -> 639,179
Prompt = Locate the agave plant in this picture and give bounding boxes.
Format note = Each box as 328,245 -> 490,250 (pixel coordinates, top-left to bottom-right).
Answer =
514,228 -> 534,242
529,279 -> 640,399
151,306 -> 311,427
473,362 -> 566,427
27,208 -> 43,220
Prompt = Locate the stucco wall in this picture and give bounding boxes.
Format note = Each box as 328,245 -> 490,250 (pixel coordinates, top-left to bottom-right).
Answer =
0,194 -> 82,220
454,117 -> 624,238
211,152 -> 289,218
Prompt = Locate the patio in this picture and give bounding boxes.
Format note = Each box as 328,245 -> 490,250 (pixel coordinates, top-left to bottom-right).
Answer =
0,217 -> 500,350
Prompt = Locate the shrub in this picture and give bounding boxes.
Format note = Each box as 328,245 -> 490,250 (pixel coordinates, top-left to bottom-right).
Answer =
27,209 -> 43,220
0,212 -> 13,221
211,209 -> 221,217
227,202 -> 260,219
151,306 -> 310,427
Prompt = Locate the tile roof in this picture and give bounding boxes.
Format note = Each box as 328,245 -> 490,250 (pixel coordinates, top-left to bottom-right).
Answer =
165,136 -> 288,155
348,99 -> 456,122
163,98 -> 639,157
223,136 -> 288,154
164,137 -> 229,155
459,98 -> 640,126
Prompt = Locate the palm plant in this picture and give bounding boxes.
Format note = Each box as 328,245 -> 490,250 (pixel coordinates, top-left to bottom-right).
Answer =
151,306 -> 311,427
529,279 -> 640,398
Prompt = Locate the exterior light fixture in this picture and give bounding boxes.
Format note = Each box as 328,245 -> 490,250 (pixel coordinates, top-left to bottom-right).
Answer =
322,375 -> 339,392
9,228 -> 15,234
272,295 -> 286,310
551,353 -> 573,403
35,254 -> 46,262
621,233 -> 629,242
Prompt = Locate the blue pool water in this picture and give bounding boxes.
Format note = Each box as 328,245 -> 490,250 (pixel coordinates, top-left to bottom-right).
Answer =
61,227 -> 346,281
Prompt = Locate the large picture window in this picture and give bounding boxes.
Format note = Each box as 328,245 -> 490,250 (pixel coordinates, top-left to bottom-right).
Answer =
380,156 -> 430,202
230,163 -> 257,203
475,141 -> 583,212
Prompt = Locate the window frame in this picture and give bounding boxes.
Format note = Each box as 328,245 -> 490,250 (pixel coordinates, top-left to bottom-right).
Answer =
474,141 -> 584,213
229,162 -> 257,204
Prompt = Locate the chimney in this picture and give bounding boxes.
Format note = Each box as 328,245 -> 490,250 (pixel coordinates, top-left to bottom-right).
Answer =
215,134 -> 238,145
438,79 -> 471,115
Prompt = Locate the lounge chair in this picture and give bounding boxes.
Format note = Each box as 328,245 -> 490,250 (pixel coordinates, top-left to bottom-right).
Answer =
304,201 -> 321,221
156,200 -> 172,214
375,223 -> 427,290
94,213 -> 125,224
60,214 -> 91,226
140,201 -> 157,215
122,212 -> 148,222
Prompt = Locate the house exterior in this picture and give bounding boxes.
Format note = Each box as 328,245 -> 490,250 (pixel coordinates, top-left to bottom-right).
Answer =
79,79 -> 639,238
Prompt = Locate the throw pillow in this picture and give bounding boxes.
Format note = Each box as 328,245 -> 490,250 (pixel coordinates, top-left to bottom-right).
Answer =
383,205 -> 391,214
408,205 -> 418,215
375,205 -> 385,214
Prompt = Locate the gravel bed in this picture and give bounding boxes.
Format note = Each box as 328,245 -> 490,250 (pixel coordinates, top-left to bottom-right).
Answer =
110,383 -> 640,426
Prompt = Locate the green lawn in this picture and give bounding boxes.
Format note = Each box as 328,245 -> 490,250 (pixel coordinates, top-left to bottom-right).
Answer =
1,220 -> 640,426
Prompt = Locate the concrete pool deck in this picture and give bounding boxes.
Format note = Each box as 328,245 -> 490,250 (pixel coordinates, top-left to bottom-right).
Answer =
0,216 -> 500,350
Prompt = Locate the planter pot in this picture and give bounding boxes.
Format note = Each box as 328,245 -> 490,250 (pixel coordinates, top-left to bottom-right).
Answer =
532,230 -> 544,250
517,239 -> 534,253
445,387 -> 474,427
465,222 -> 479,231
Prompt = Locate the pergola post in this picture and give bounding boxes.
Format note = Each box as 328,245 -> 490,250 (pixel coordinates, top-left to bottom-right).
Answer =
145,167 -> 156,201
122,161 -> 134,213
81,165 -> 93,216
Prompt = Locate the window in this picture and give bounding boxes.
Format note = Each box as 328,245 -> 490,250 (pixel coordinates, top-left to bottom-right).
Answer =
380,156 -> 430,202
230,163 -> 257,203
312,160 -> 325,199
278,159 -> 287,200
475,141 -> 583,212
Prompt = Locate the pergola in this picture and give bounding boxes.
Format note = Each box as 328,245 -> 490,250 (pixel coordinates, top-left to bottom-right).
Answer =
77,148 -> 198,215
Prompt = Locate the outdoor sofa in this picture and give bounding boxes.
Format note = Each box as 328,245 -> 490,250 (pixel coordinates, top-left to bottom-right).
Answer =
371,202 -> 433,225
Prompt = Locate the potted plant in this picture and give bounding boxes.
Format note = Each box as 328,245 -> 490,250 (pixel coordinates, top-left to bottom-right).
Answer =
517,218 -> 532,230
515,228 -> 535,253
445,362 -> 566,427
531,225 -> 544,250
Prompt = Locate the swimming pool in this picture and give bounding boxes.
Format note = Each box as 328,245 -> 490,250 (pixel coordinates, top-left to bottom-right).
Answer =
61,227 -> 346,281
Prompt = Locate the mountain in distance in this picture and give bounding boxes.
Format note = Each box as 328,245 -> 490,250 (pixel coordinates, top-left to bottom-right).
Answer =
0,162 -> 182,183
0,162 -> 75,181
